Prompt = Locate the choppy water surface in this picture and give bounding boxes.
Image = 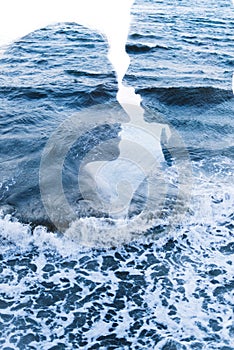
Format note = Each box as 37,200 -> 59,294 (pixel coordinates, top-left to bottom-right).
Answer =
0,0 -> 233,348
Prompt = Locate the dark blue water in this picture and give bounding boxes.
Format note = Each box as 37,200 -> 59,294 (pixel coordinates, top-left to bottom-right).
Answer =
0,0 -> 234,349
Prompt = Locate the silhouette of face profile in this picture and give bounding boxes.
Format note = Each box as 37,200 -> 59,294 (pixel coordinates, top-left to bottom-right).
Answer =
0,0 -> 133,81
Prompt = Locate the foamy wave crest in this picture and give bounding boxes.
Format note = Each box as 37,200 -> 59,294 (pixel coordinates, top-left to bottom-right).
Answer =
0,211 -> 89,256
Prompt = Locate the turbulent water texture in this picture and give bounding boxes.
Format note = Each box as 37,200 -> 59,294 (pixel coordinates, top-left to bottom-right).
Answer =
0,0 -> 234,348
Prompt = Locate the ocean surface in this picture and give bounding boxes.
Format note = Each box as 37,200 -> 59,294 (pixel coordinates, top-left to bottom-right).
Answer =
0,0 -> 234,349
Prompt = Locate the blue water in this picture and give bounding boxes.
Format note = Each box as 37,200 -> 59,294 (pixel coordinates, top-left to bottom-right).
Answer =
0,0 -> 234,349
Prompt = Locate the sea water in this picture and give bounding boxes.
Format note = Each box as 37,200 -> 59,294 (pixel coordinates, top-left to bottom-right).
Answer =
0,0 -> 233,348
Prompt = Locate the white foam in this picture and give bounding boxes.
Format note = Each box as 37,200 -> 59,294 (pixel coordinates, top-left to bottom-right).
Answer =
0,205 -> 174,252
0,212 -> 33,248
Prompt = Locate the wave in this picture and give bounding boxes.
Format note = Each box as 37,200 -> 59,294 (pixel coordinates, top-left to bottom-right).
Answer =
65,69 -> 114,79
0,83 -> 117,104
0,86 -> 48,100
129,33 -> 156,40
1,85 -> 232,109
138,86 -> 233,107
126,43 -> 169,54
